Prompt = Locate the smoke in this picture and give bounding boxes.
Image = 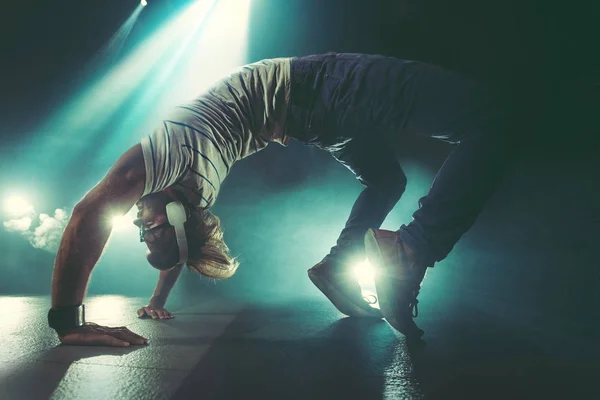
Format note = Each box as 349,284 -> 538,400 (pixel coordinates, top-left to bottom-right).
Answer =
3,207 -> 70,253
3,216 -> 32,232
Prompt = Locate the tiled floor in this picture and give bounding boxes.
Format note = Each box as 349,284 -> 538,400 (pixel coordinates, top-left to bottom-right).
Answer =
0,295 -> 424,400
1,288 -> 598,400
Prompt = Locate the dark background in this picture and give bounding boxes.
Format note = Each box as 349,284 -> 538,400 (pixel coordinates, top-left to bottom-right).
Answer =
0,1 -> 598,397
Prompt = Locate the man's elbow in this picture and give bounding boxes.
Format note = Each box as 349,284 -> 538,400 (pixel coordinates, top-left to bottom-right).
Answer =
75,158 -> 146,216
70,200 -> 106,226
72,200 -> 93,219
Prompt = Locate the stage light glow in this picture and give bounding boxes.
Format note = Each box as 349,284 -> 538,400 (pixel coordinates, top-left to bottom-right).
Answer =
94,0 -> 252,170
22,0 -> 252,191
353,259 -> 379,309
26,0 -> 217,174
84,0 -> 145,74
3,195 -> 34,218
177,0 -> 252,99
85,295 -> 131,323
353,259 -> 375,286
111,215 -> 132,231
141,0 -> 147,6
61,0 -> 216,132
110,207 -> 138,233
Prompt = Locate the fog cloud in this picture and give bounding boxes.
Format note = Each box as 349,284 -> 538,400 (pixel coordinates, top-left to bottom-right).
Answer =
3,208 -> 69,253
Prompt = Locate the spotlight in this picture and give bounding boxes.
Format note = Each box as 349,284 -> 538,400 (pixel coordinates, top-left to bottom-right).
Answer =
352,259 -> 380,309
3,195 -> 34,218
353,259 -> 375,286
111,215 -> 133,231
141,0 -> 147,6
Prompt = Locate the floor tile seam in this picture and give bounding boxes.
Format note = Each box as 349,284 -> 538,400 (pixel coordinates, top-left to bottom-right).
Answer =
72,359 -> 192,373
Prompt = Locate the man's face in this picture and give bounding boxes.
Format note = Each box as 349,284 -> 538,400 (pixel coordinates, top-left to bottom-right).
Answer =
134,194 -> 174,255
133,192 -> 182,270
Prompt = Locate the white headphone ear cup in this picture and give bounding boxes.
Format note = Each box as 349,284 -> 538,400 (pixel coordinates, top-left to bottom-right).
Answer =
165,201 -> 188,265
166,202 -> 187,226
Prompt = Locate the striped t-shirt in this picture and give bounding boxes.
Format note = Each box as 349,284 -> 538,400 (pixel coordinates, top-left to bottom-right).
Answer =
140,57 -> 292,208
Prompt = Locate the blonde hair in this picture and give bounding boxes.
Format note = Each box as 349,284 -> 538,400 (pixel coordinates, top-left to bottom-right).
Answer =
185,208 -> 239,279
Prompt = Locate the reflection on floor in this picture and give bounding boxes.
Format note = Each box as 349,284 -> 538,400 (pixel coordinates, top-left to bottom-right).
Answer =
0,291 -> 598,400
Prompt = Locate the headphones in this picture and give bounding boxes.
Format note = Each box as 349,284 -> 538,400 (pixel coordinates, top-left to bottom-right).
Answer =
165,201 -> 188,265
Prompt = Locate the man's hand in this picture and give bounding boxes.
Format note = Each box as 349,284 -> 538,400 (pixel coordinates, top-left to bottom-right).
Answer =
137,305 -> 174,320
58,322 -> 148,347
140,266 -> 183,320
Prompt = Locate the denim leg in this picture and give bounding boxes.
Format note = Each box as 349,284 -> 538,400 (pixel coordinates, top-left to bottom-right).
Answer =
392,64 -> 513,267
287,54 -> 513,267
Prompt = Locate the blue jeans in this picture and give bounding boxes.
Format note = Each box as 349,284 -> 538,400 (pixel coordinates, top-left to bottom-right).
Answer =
285,53 -> 512,267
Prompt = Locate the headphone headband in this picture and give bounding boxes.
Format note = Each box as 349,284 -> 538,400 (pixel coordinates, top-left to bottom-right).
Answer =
165,201 -> 188,265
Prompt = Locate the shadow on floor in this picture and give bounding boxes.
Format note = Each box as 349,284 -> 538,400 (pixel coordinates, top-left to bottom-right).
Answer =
172,305 -> 425,400
1,346 -> 141,399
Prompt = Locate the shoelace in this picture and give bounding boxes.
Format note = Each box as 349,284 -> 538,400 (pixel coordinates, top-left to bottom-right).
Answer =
409,289 -> 420,318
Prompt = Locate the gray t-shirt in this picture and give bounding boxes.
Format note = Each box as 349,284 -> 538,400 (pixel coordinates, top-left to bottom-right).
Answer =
141,57 -> 292,207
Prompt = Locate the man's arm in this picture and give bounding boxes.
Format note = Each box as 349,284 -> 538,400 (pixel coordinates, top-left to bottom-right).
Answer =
138,265 -> 183,319
51,144 -> 148,346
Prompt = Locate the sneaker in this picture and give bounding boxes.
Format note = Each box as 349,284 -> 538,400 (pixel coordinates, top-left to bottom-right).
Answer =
308,259 -> 383,319
364,228 -> 427,337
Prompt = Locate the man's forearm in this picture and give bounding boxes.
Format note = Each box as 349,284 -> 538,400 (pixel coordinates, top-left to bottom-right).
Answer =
51,206 -> 115,308
150,265 -> 183,306
50,143 -> 145,316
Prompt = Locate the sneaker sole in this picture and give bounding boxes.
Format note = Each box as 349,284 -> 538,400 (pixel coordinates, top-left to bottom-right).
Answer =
364,229 -> 424,337
308,268 -> 382,319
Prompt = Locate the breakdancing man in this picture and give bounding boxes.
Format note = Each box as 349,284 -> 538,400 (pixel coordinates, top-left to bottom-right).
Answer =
48,53 -> 511,345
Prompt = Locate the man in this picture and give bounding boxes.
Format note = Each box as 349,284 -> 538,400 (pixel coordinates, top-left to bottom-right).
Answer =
49,53 -> 511,346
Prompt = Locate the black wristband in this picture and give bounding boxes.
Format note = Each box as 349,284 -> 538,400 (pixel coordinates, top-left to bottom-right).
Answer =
48,304 -> 86,333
